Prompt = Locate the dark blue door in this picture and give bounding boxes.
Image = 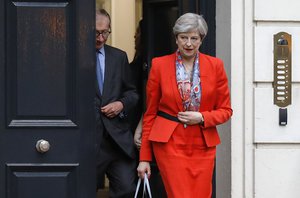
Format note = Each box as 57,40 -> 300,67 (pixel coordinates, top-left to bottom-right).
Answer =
0,0 -> 96,197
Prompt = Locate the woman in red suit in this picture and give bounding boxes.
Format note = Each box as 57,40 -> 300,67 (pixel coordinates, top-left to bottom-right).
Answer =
137,13 -> 232,198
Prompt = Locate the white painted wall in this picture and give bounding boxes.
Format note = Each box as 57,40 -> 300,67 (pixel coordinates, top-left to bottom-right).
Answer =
228,0 -> 300,197
111,0 -> 135,62
228,0 -> 249,197
254,0 -> 300,21
255,148 -> 300,198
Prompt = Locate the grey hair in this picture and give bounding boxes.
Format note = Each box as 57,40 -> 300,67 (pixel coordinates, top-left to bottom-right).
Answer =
173,13 -> 208,40
96,9 -> 111,29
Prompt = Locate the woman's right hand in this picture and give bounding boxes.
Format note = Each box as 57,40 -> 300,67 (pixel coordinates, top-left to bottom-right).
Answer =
134,126 -> 142,149
137,161 -> 151,179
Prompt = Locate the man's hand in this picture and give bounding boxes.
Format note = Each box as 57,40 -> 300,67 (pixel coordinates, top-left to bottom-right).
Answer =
101,101 -> 124,118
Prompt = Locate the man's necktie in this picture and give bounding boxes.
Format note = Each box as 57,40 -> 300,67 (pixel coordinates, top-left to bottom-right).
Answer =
96,51 -> 104,94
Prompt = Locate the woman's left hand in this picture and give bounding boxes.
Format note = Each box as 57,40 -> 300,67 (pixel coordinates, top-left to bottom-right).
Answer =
177,111 -> 203,125
137,161 -> 151,179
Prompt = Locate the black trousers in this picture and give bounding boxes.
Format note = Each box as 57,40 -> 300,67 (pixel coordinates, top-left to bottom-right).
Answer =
96,133 -> 136,198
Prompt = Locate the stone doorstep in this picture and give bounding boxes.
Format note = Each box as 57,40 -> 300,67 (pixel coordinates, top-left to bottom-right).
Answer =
97,175 -> 109,198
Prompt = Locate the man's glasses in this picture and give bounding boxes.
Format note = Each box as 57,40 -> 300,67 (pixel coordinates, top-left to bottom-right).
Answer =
96,30 -> 111,39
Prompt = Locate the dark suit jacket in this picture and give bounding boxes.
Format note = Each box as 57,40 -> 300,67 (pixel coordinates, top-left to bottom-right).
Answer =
95,44 -> 139,159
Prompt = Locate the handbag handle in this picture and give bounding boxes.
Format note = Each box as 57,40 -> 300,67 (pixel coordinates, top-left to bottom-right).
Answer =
134,173 -> 152,198
144,173 -> 152,198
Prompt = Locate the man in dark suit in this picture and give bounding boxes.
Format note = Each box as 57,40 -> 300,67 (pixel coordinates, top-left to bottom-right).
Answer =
95,9 -> 138,197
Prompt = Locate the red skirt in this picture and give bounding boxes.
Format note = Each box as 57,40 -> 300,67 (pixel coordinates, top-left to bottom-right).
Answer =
152,124 -> 216,198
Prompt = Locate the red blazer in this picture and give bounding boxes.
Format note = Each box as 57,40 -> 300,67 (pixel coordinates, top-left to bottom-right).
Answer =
140,52 -> 233,161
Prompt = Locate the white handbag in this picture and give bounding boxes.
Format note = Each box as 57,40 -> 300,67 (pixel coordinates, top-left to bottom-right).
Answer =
134,173 -> 152,198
